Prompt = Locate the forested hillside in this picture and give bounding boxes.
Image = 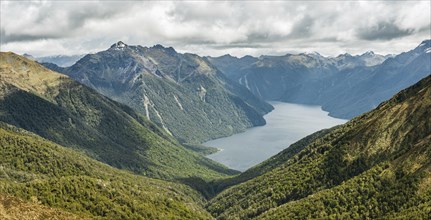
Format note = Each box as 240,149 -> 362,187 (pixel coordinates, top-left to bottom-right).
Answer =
207,75 -> 431,219
0,122 -> 213,219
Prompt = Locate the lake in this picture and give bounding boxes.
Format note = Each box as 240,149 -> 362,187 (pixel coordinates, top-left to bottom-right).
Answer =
205,102 -> 347,171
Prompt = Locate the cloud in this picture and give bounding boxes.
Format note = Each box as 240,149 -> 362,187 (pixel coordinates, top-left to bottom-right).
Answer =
357,21 -> 414,41
288,16 -> 314,39
1,1 -> 430,57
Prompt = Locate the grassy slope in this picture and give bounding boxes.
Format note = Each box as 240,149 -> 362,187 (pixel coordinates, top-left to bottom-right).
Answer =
0,122 -> 213,219
0,52 -> 237,181
207,75 -> 431,219
0,194 -> 87,220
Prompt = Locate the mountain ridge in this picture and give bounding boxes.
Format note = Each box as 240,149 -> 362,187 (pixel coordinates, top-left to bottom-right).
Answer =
208,39 -> 431,119
45,42 -> 273,144
0,52 -> 238,181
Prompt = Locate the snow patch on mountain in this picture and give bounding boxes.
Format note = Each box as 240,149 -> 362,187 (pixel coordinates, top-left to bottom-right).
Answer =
111,41 -> 127,50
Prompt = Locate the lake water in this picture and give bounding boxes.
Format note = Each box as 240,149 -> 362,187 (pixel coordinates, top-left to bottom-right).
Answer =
205,102 -> 347,171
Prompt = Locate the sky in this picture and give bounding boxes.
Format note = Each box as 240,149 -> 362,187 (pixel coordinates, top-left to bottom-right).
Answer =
1,0 -> 430,57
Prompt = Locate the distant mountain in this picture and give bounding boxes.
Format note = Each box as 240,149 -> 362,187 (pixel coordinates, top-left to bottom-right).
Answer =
207,75 -> 431,219
0,52 -> 237,180
0,122 -> 213,219
46,41 -> 272,144
320,40 -> 431,118
208,40 -> 430,119
22,53 -> 36,61
206,54 -> 258,80
357,51 -> 394,66
36,54 -> 84,67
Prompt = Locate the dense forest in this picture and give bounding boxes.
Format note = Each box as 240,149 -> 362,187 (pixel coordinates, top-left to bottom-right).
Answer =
0,122 -> 213,219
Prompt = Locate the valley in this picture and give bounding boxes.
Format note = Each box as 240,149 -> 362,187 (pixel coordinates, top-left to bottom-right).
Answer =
1,1 -> 430,219
1,40 -> 429,219
205,102 -> 347,171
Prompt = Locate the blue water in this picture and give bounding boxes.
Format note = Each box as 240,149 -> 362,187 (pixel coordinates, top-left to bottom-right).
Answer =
205,102 -> 347,171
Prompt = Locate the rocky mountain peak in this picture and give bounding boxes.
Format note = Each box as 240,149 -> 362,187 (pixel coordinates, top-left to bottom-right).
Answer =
361,51 -> 375,56
150,44 -> 177,55
416,39 -> 431,53
110,41 -> 128,50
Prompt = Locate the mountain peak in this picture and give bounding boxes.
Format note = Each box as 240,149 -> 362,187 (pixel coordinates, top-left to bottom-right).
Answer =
417,39 -> 431,53
110,41 -> 128,50
220,54 -> 236,59
150,44 -> 177,54
305,51 -> 321,56
362,51 -> 375,56
418,39 -> 430,46
152,44 -> 175,50
336,53 -> 353,58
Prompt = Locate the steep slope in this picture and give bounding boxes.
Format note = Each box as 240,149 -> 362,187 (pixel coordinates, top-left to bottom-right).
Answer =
207,75 -> 431,219
0,194 -> 87,220
0,122 -> 213,219
0,52 -> 237,180
209,127 -> 337,194
209,40 -> 430,119
48,42 -> 272,144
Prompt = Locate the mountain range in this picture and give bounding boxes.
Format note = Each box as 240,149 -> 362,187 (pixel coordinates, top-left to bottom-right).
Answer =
1,40 -> 430,219
208,40 -> 430,118
43,42 -> 272,144
35,55 -> 84,67
0,52 -> 237,181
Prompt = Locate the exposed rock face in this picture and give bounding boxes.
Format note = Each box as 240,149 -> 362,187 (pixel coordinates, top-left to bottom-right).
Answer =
49,42 -> 273,143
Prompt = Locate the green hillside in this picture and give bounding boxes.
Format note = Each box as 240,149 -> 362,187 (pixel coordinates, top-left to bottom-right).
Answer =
210,127 -> 337,194
207,75 -> 431,219
0,52 -> 237,181
0,122 -> 213,219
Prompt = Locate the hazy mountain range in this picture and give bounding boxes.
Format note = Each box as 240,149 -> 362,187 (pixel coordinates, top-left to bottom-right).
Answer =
23,53 -> 83,67
208,40 -> 430,118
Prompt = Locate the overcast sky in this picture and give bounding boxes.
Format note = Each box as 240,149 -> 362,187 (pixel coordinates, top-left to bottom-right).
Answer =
1,1 -> 430,57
